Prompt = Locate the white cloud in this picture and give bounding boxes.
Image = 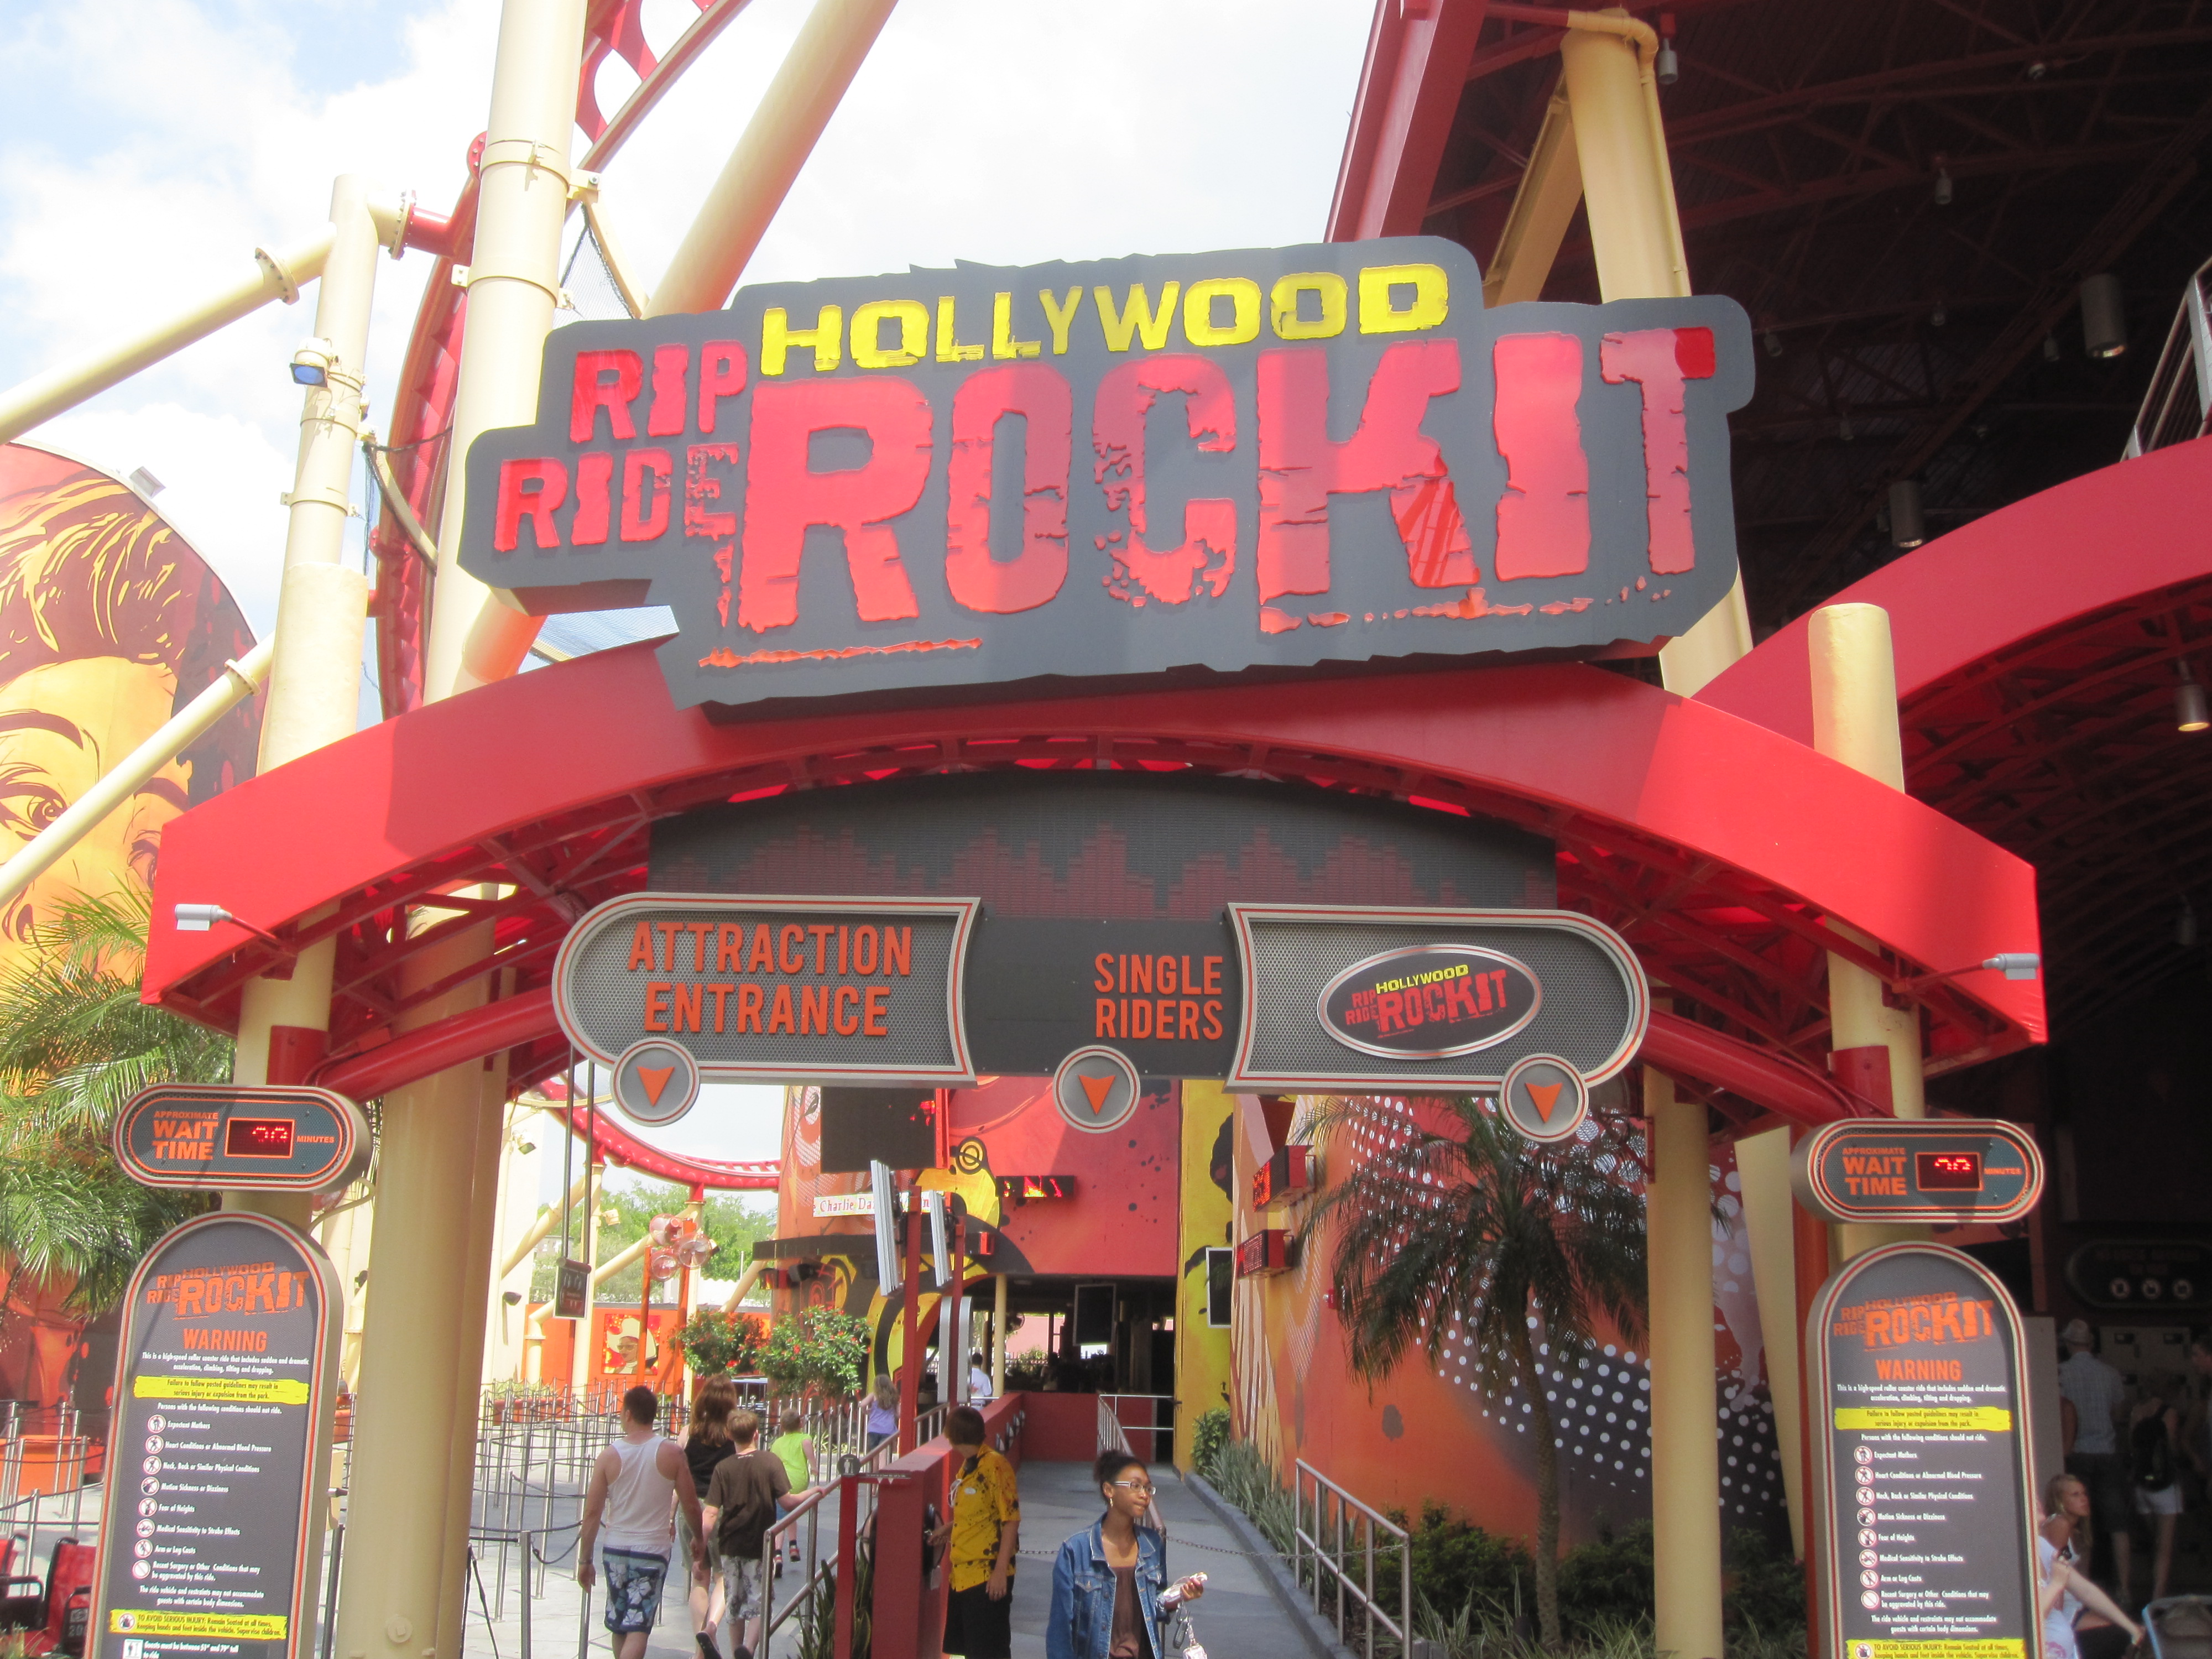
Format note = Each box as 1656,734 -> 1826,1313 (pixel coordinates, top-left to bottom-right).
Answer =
0,0 -> 1370,682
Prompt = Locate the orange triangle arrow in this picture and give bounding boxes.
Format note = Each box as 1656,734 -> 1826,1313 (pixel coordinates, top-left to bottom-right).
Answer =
637,1066 -> 676,1107
1078,1073 -> 1115,1113
1526,1081 -> 1564,1123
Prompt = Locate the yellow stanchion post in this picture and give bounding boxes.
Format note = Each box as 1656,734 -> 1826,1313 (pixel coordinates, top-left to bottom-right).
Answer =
1561,14 -> 1727,1650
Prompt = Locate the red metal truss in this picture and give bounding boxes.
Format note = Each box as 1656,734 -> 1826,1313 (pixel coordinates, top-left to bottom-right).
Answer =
142,648 -> 2040,1122
1328,0 -> 1489,241
541,1100 -> 778,1192
1699,439 -> 2212,1031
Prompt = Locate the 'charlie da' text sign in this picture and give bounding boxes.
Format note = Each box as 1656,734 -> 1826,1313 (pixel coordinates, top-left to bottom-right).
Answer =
459,237 -> 1754,711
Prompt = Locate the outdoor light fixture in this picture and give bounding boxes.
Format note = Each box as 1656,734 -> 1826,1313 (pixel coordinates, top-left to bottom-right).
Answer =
1655,13 -> 1679,85
1763,329 -> 1782,358
2043,333 -> 2062,363
126,467 -> 164,498
289,337 -> 336,387
1981,954 -> 2039,980
1888,479 -> 1927,549
1933,164 -> 1953,206
2179,902 -> 2199,950
173,903 -> 287,949
2177,661 -> 2209,732
2080,273 -> 2127,358
1930,301 -> 1947,328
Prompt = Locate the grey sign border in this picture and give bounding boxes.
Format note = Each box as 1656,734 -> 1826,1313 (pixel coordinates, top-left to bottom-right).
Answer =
113,1084 -> 369,1196
1804,1241 -> 2043,1659
1316,942 -> 1544,1060
1791,1119 -> 2046,1226
1224,903 -> 1649,1091
86,1210 -> 343,1659
552,891 -> 982,1085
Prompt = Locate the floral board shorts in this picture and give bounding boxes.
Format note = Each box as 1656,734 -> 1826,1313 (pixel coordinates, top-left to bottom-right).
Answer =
601,1547 -> 669,1634
721,1555 -> 763,1623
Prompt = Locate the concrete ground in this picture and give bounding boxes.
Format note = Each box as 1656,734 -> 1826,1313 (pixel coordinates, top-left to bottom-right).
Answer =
445,1459 -> 1304,1659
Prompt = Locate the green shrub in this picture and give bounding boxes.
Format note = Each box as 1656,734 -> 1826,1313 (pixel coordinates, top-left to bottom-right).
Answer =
758,1306 -> 869,1400
1408,1500 -> 1536,1624
1720,1527 -> 1807,1640
674,1308 -> 765,1379
1558,1521 -> 1656,1635
1207,1439 -> 1295,1553
1190,1407 -> 1230,1479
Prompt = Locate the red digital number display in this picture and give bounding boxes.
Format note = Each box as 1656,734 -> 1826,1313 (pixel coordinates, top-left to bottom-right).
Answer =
224,1117 -> 296,1160
1914,1150 -> 1983,1192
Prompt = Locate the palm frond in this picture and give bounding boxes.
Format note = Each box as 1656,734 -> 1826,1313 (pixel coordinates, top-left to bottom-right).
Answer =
0,882 -> 229,1307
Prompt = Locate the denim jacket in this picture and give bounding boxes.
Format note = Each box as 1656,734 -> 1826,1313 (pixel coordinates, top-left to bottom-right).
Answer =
1045,1520 -> 1167,1659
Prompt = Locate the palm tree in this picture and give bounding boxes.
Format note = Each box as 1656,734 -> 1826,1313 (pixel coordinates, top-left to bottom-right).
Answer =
0,885 -> 229,1310
1302,1093 -> 1648,1650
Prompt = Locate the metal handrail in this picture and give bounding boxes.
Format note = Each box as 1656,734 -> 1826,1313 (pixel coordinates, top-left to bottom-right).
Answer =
1097,1395 -> 1177,1465
2126,255 -> 2212,458
1293,1459 -> 1412,1659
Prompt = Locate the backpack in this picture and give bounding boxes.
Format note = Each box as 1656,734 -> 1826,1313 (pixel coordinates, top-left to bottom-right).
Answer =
2132,1412 -> 2176,1492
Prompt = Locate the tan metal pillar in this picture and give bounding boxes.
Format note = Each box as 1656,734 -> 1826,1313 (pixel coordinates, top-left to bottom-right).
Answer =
330,930 -> 493,1659
1563,21 -> 1726,1648
1735,1126 -> 1808,1556
1644,1065 -> 1726,1659
422,0 -> 588,701
1808,603 -> 1927,1261
992,1274 -> 1008,1396
573,1161 -> 603,1397
435,1046 -> 512,1659
223,173 -> 385,1229
645,0 -> 905,318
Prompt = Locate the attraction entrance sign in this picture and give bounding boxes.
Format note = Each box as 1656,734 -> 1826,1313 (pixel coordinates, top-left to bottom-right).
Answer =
554,894 -> 980,1084
1807,1243 -> 2041,1659
455,237 -> 1754,713
88,1211 -> 342,1659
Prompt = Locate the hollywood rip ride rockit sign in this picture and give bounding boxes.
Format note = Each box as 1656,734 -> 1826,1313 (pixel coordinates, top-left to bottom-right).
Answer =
457,236 -> 1754,711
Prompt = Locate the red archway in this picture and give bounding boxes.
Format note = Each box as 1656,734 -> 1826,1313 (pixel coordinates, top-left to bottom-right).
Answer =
143,646 -> 2040,1131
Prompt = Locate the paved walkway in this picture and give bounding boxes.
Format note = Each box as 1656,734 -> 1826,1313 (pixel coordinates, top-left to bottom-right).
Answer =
448,1459 -> 1305,1659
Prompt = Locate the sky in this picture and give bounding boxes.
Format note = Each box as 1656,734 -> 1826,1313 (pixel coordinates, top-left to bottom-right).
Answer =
0,0 -> 1373,1182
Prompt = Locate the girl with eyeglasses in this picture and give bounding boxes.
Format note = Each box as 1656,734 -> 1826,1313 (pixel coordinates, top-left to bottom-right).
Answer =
1045,1451 -> 1205,1659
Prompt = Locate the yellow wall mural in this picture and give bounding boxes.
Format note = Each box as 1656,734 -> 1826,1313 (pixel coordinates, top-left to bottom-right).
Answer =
1172,1081 -> 1237,1467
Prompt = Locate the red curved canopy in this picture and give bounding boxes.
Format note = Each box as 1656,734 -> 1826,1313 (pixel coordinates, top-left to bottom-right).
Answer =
143,639 -> 2041,1125
1698,439 -> 2212,1028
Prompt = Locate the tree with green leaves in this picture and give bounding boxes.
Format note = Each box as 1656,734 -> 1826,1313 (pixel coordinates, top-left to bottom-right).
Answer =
0,886 -> 231,1311
1302,1093 -> 1648,1650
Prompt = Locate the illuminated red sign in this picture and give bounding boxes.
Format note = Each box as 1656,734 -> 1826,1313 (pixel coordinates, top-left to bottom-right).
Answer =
1318,943 -> 1541,1060
458,238 -> 1752,713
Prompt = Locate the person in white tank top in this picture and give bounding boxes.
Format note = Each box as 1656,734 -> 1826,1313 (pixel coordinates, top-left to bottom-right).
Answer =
580,1386 -> 708,1659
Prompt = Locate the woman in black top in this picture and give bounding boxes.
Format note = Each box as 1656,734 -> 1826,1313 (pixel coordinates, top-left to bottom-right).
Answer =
683,1378 -> 739,1659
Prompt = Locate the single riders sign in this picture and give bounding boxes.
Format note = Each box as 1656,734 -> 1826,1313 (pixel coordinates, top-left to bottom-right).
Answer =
458,237 -> 1753,711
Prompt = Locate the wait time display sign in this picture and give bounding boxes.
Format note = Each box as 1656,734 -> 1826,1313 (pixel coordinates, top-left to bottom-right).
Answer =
456,236 -> 1754,712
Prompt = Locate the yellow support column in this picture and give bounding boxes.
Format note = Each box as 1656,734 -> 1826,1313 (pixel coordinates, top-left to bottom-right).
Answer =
435,1048 -> 512,1659
223,172 -> 390,1229
329,931 -> 493,1659
1808,604 -> 1928,1260
1645,1066 -> 1727,1659
1562,16 -> 1726,1650
1735,1126 -> 1808,1557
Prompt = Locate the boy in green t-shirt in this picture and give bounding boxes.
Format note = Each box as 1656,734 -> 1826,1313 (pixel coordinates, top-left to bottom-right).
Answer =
768,1410 -> 814,1563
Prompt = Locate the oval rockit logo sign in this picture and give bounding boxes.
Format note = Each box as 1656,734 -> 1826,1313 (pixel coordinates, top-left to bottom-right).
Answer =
1317,944 -> 1542,1060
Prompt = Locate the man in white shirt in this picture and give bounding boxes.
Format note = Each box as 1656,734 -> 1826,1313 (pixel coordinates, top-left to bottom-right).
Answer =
968,1348 -> 994,1405
2057,1319 -> 2132,1596
579,1386 -> 708,1659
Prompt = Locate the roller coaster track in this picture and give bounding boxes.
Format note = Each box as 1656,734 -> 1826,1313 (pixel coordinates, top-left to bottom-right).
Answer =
370,0 -> 754,716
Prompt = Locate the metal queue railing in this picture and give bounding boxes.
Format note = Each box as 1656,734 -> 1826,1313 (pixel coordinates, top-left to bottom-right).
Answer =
1292,1459 -> 1413,1659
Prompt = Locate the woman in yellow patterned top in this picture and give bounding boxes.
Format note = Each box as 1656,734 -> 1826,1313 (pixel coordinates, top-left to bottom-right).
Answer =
929,1404 -> 1019,1659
